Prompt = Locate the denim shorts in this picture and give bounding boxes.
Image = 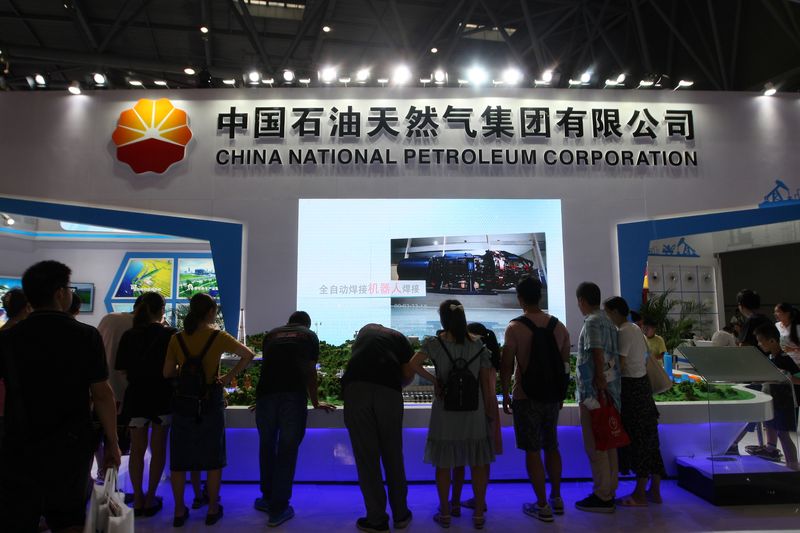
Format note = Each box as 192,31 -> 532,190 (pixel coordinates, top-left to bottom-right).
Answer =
512,399 -> 560,452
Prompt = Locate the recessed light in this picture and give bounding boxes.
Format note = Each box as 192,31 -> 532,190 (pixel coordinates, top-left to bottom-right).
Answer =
283,70 -> 295,82
200,26 -> 209,34
322,25 -> 331,33
184,67 -> 196,75
248,71 -> 261,83
431,47 -> 438,54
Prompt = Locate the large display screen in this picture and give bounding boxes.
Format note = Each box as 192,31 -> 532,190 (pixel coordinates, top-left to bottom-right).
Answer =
298,199 -> 565,344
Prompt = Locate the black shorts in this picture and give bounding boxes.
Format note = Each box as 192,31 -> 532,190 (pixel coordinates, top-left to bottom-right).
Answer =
512,399 -> 560,452
0,429 -> 94,533
766,407 -> 798,432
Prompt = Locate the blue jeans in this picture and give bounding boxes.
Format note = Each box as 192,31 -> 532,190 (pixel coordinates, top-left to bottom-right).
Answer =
255,392 -> 308,514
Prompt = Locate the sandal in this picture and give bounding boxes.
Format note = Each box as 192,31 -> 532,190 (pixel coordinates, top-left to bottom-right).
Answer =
616,496 -> 648,507
473,515 -> 486,529
433,512 -> 451,529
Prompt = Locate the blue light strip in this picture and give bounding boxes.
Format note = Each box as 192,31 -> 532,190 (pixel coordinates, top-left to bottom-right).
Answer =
0,197 -> 244,334
0,226 -> 180,239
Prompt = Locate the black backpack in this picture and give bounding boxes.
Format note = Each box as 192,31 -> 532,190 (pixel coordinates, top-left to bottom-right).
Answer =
173,330 -> 219,418
437,337 -> 484,411
512,315 -> 569,403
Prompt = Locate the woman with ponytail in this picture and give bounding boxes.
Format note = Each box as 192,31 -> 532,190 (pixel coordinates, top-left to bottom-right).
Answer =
409,300 -> 496,529
116,291 -> 175,517
163,293 -> 255,527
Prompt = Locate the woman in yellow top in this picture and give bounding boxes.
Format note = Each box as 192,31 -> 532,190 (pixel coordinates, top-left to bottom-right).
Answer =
163,293 -> 255,527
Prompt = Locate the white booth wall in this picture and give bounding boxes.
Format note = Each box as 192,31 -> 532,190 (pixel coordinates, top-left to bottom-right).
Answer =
0,88 -> 798,339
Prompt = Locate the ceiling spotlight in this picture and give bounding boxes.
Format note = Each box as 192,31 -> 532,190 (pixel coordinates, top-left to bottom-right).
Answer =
322,25 -> 331,33
200,25 -> 209,34
616,73 -> 626,84
320,67 -> 337,83
433,69 -> 446,84
223,79 -> 236,85
675,79 -> 694,90
431,47 -> 438,54
377,77 -> 389,86
1,214 -> 15,226
248,71 -> 261,83
466,66 -> 488,86
153,80 -> 167,86
283,69 -> 295,83
128,80 -> 143,86
392,65 -> 412,85
638,79 -> 655,88
502,67 -> 523,85
580,71 -> 591,84
542,69 -> 553,83
355,69 -> 370,83
568,79 -> 582,87
299,78 -> 311,86
93,72 -> 106,85
34,73 -> 46,86
184,67 -> 196,75
763,83 -> 777,96
262,78 -> 275,85
67,81 -> 81,95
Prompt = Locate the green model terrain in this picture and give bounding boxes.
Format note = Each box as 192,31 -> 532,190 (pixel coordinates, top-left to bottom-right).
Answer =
222,339 -> 756,407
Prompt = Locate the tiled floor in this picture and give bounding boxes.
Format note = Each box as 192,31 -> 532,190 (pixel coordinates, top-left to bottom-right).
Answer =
129,480 -> 800,533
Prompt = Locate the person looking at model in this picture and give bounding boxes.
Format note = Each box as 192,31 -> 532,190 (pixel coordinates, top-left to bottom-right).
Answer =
115,291 -> 177,517
409,300 -> 495,529
254,311 -> 334,528
342,323 -> 415,533
501,276 -> 570,522
574,282 -> 621,514
604,297 -> 666,506
163,293 -> 255,527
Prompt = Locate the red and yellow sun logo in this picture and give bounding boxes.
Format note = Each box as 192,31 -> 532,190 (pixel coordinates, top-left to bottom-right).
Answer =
112,98 -> 192,174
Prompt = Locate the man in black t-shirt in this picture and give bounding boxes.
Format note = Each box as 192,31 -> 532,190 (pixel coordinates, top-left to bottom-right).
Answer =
254,311 -> 334,527
737,289 -> 770,353
0,261 -> 121,532
342,324 -> 415,533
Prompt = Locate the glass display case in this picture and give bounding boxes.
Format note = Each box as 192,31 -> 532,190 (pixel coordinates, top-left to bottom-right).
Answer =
674,346 -> 800,505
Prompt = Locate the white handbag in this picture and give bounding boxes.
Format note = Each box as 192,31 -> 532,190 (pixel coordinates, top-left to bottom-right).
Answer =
84,469 -> 134,533
646,354 -> 673,395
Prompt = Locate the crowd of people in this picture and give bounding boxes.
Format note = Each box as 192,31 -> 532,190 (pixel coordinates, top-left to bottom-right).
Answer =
0,259 -> 797,532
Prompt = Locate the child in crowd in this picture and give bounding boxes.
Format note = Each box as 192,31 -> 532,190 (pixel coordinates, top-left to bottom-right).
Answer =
641,318 -> 667,367
749,323 -> 800,468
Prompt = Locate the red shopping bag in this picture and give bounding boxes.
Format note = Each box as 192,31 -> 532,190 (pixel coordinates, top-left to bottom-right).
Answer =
590,392 -> 630,451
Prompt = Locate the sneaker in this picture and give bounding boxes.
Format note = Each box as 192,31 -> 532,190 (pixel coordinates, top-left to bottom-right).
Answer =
575,494 -> 615,514
356,517 -> 389,532
393,511 -> 413,529
522,502 -> 554,522
267,506 -> 295,528
253,497 -> 270,513
548,496 -> 565,515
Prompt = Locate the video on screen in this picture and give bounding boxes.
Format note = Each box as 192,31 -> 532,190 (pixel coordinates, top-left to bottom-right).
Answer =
297,199 -> 565,344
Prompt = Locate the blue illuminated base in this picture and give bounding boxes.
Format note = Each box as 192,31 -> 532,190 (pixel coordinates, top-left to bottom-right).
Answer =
677,457 -> 800,505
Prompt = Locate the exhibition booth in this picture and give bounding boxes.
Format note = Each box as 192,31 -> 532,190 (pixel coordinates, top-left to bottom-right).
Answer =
2,87 -> 800,502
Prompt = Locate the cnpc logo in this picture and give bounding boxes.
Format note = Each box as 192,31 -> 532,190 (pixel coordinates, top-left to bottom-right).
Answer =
112,98 -> 192,174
